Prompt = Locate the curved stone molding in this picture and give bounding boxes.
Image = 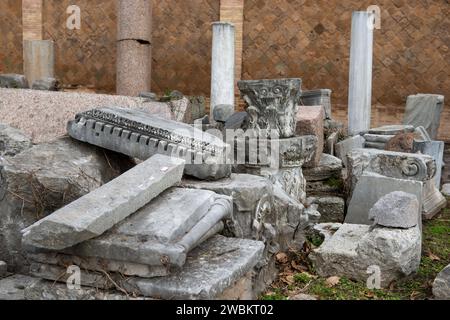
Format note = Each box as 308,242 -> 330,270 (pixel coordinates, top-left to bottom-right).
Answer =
238,78 -> 302,138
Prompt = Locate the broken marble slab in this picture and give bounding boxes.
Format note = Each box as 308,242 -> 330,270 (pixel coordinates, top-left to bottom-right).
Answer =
303,153 -> 343,182
22,154 -> 185,250
122,235 -> 265,299
433,264 -> 450,300
310,223 -> 422,287
413,140 -> 444,188
364,141 -> 386,150
335,135 -> 365,168
368,125 -> 415,135
363,133 -> 395,143
29,235 -> 265,300
67,107 -> 231,180
345,172 -> 424,225
368,191 -> 420,229
56,188 -> 232,269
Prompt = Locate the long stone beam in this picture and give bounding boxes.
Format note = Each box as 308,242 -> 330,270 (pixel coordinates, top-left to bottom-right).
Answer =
22,154 -> 185,250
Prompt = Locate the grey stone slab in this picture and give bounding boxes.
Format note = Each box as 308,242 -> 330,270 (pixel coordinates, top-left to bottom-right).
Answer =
0,137 -> 130,271
64,188 -> 231,268
413,140 -> 445,188
122,235 -> 265,300
0,74 -> 29,89
213,104 -> 234,123
0,123 -> 33,157
335,135 -> 365,168
67,107 -> 231,180
310,223 -> 421,287
0,275 -> 39,300
368,125 -> 415,135
433,264 -> 450,300
224,112 -> 248,130
364,141 -> 386,149
22,154 -> 185,250
345,172 -> 424,225
31,77 -> 59,91
308,196 -> 345,223
422,180 -> 447,220
369,191 -> 420,229
300,89 -> 332,120
414,126 -> 432,142
303,153 -> 343,182
403,94 -> 445,139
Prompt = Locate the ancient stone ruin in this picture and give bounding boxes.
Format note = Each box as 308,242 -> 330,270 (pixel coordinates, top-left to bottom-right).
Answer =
0,2 -> 449,302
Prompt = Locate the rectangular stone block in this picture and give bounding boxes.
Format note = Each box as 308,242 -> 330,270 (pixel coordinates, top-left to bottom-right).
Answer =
335,135 -> 365,168
304,154 -> 343,182
413,140 -> 445,188
296,106 -> 324,167
23,40 -> 54,86
300,89 -> 332,119
117,40 -> 151,96
22,154 -> 185,250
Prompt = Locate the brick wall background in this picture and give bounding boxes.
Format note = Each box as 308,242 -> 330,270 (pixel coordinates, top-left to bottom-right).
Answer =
0,0 -> 23,73
0,0 -> 449,138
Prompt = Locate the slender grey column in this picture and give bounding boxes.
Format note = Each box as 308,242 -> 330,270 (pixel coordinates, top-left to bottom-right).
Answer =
210,22 -> 235,120
348,11 -> 375,136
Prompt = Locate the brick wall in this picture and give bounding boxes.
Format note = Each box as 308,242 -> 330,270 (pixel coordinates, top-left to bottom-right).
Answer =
0,0 -> 22,73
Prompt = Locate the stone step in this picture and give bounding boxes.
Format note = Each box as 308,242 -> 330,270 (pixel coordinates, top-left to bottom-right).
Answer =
29,235 -> 265,300
22,154 -> 185,250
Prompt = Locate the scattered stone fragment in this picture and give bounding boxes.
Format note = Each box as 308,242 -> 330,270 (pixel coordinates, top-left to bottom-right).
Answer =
414,126 -> 432,142
441,184 -> 450,197
0,274 -> 39,300
290,293 -> 318,300
213,104 -> 234,123
31,77 -> 59,91
300,89 -> 332,120
170,96 -> 193,123
325,131 -> 338,156
363,133 -> 395,143
368,191 -> 419,229
413,140 -> 445,188
0,74 -> 29,89
335,135 -> 365,168
224,112 -> 248,130
308,196 -> 345,223
368,125 -> 415,135
296,105 -> 324,167
310,223 -> 421,287
422,180 -> 447,220
0,123 -> 33,157
303,154 -> 342,182
365,141 -> 386,150
0,261 -> 7,277
0,137 -> 131,270
433,264 -> 450,300
346,172 -> 424,225
22,154 -> 185,250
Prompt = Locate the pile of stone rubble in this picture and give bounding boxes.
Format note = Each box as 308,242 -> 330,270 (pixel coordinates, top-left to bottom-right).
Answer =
0,78 -> 448,300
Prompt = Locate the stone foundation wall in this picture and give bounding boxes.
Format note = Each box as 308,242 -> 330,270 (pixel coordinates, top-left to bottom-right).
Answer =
0,0 -> 449,138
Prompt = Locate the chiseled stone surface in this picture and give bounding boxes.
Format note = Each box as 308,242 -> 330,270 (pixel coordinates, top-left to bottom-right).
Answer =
368,191 -> 420,229
0,88 -> 174,143
433,264 -> 450,300
62,188 -> 231,269
0,123 -> 33,157
0,275 -> 39,300
122,235 -> 265,300
0,74 -> 29,89
22,154 -> 185,250
303,153 -> 343,182
67,107 -> 231,180
345,172 -> 424,225
296,105 -> 324,168
238,78 -> 302,138
0,137 -> 131,271
310,223 -> 422,287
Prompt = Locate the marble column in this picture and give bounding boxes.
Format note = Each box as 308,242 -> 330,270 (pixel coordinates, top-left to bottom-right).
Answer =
116,0 -> 152,96
210,22 -> 235,120
348,11 -> 375,136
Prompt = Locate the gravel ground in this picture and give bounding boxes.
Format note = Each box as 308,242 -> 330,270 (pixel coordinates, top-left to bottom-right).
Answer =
0,88 -> 174,143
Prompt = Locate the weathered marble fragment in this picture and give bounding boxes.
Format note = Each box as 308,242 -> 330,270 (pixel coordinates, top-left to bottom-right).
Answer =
303,154 -> 343,182
300,89 -> 332,120
433,264 -> 450,300
22,154 -> 185,250
296,106 -> 324,167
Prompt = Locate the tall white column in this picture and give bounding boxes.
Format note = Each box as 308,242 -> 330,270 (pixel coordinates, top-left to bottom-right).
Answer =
210,22 -> 235,120
348,11 -> 374,136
